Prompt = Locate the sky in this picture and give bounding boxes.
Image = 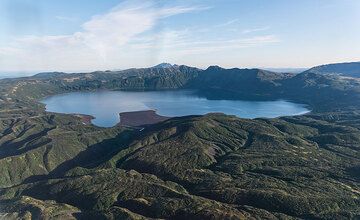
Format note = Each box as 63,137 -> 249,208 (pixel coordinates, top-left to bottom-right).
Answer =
0,0 -> 359,73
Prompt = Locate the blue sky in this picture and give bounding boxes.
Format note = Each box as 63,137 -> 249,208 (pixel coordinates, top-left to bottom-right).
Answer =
0,0 -> 359,72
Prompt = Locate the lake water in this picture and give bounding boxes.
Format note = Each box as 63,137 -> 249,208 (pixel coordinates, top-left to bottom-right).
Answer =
42,90 -> 310,127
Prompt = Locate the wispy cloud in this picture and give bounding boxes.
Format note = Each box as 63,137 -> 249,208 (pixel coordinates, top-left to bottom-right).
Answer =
130,32 -> 280,54
242,26 -> 270,34
0,1 -> 207,71
55,15 -> 77,22
0,1 -> 277,71
214,19 -> 239,28
125,31 -> 280,68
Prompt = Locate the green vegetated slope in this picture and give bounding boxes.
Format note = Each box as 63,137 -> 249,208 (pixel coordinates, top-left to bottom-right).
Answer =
0,63 -> 360,219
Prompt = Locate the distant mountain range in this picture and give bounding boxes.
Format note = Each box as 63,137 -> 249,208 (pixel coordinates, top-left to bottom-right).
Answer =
1,61 -> 359,79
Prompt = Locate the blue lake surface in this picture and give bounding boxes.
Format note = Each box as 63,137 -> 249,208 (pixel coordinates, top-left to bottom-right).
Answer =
42,90 -> 310,127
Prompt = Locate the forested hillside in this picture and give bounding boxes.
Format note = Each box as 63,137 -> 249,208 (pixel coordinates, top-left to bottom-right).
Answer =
0,63 -> 359,219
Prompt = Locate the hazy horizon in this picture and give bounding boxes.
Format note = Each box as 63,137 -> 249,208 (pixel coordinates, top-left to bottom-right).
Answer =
0,63 -> 311,79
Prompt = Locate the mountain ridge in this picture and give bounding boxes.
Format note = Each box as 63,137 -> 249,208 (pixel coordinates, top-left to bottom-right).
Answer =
305,61 -> 360,78
0,61 -> 359,219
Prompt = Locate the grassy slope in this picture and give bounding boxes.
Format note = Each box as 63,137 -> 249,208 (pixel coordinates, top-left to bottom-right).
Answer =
0,66 -> 359,219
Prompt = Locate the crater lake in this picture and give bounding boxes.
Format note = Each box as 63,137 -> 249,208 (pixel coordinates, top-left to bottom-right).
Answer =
42,90 -> 310,127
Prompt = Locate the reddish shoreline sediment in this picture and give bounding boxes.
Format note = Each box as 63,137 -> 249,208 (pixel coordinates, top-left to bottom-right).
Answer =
74,114 -> 95,125
119,110 -> 170,127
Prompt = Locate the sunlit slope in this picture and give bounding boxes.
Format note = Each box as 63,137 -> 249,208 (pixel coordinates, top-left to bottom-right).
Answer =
0,63 -> 359,219
1,113 -> 360,219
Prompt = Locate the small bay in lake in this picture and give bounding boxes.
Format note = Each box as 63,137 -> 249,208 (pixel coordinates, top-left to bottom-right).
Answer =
41,90 -> 310,127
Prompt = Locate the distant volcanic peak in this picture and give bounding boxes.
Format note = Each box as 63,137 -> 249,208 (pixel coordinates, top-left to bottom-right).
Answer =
153,63 -> 177,69
206,65 -> 225,71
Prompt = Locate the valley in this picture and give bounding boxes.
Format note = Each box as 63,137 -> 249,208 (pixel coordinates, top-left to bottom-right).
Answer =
0,63 -> 359,219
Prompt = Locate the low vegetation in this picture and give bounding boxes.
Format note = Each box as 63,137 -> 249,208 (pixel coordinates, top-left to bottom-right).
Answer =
0,63 -> 359,219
